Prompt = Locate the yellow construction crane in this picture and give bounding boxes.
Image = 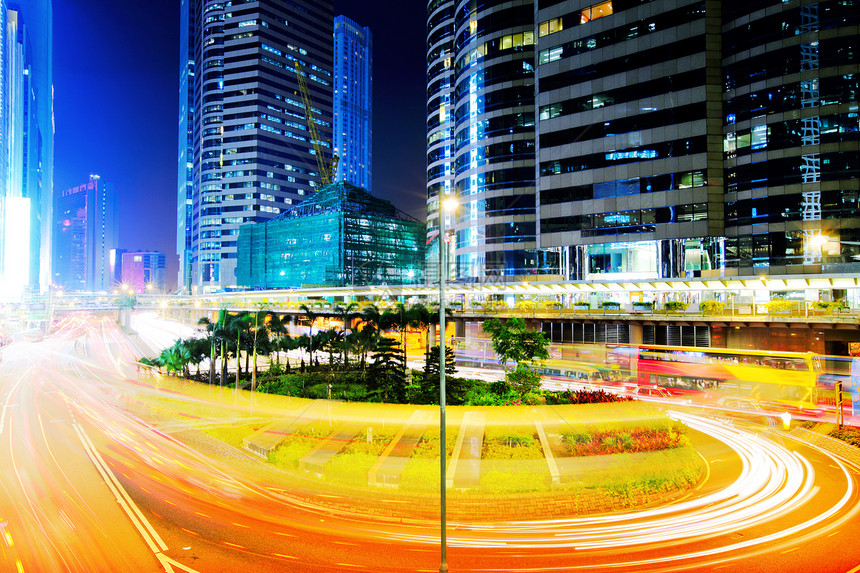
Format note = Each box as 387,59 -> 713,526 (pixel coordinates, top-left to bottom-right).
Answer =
294,61 -> 338,187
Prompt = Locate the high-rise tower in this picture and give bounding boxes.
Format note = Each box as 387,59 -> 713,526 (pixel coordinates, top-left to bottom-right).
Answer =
429,0 -> 860,282
179,0 -> 334,292
0,0 -> 53,297
53,175 -> 117,292
427,0 -> 557,281
333,15 -> 372,190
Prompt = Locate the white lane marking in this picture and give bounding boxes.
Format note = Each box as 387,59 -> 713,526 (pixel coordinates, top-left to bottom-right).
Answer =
71,422 -> 203,573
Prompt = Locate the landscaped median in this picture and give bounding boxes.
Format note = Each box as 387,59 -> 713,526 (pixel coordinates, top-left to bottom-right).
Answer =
128,375 -> 707,520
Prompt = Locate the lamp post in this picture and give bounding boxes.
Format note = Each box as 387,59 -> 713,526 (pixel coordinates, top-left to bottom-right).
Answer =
438,196 -> 456,573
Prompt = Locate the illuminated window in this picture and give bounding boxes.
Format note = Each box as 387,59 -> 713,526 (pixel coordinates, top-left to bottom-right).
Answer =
538,17 -> 563,37
581,1 -> 613,24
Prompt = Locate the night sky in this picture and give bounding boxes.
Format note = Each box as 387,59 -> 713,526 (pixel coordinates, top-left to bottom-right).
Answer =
53,0 -> 427,289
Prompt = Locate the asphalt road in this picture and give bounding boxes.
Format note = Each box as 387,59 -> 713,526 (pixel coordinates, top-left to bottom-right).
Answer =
0,313 -> 858,572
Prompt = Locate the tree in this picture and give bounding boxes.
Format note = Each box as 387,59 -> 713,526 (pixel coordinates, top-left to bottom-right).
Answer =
506,363 -> 542,397
160,340 -> 192,376
198,308 -> 229,384
266,313 -> 289,366
185,337 -> 209,378
369,336 -> 407,403
416,344 -> 457,404
333,302 -> 359,366
482,318 -> 549,371
249,309 -> 270,392
299,304 -> 318,363
227,312 -> 252,387
347,324 -> 377,370
482,317 -> 549,398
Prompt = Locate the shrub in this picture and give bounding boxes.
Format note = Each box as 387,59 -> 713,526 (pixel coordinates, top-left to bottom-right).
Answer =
601,301 -> 621,309
506,363 -> 542,397
632,301 -> 653,310
765,299 -> 794,314
699,300 -> 725,315
813,300 -> 847,311
664,300 -> 689,311
515,300 -> 537,311
544,389 -> 633,405
541,301 -> 564,309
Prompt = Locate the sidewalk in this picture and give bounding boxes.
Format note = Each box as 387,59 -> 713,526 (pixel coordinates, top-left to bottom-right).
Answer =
790,424 -> 860,469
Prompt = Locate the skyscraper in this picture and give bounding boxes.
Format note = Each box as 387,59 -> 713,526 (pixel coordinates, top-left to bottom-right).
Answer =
429,0 -> 860,281
0,0 -> 53,297
178,0 -> 334,293
333,15 -> 372,190
536,0 -> 724,281
53,175 -> 117,292
427,0 -> 557,281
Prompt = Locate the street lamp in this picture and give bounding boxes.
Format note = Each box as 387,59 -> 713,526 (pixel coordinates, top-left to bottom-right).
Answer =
438,196 -> 456,573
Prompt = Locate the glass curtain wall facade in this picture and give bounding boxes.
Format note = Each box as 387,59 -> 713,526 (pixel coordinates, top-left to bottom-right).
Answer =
235,181 -> 424,288
434,0 -> 858,281
333,15 -> 372,190
427,0 -> 558,282
536,0 -> 725,281
0,0 -> 52,297
53,175 -> 117,292
182,0 -> 334,292
722,1 -> 860,273
177,0 -> 196,293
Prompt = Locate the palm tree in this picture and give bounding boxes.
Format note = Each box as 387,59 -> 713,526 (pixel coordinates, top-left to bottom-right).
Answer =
360,303 -> 385,332
160,340 -> 192,376
299,304 -> 318,363
266,313 -> 289,366
385,302 -> 411,362
334,302 -> 359,366
319,328 -> 343,366
249,309 -> 269,392
198,309 -> 228,384
347,324 -> 377,370
409,302 -> 433,356
227,312 -> 251,387
185,337 -> 209,378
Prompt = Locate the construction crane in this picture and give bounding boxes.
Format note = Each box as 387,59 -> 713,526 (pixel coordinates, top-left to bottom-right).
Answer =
294,61 -> 338,187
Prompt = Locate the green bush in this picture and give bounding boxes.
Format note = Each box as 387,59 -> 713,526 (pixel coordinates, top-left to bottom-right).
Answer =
664,300 -> 689,311
515,300 -> 537,311
601,301 -> 621,309
632,301 -> 653,310
765,299 -> 794,314
812,300 -> 847,311
699,300 -> 725,315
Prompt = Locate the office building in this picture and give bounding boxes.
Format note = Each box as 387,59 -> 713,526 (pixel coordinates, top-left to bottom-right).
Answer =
427,0 -> 555,281
121,250 -> 167,293
53,175 -> 117,292
235,181 -> 424,288
0,0 -> 52,297
178,0 -> 334,293
428,0 -> 859,282
333,15 -> 372,190
720,2 -> 860,273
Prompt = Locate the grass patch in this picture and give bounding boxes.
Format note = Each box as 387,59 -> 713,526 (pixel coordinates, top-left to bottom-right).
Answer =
202,423 -> 260,449
482,426 -> 544,460
829,425 -> 860,448
269,435 -> 318,469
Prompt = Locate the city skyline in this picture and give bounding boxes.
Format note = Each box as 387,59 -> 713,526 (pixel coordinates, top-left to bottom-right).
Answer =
53,0 -> 426,291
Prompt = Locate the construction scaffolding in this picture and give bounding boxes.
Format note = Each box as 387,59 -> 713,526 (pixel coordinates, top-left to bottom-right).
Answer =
236,182 -> 425,288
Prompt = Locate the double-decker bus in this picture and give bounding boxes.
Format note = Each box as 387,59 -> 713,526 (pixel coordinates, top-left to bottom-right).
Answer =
536,359 -> 611,385
612,345 -> 819,409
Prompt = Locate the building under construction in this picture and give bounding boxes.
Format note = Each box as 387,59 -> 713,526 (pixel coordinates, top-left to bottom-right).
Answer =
236,182 -> 424,289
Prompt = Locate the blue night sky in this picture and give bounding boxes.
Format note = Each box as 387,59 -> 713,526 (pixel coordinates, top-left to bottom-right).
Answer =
53,0 -> 427,289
